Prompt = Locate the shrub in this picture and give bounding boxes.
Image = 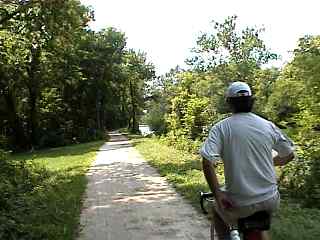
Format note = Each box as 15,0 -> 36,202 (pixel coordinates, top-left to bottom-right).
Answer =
0,135 -> 9,150
301,138 -> 320,208
0,149 -> 52,239
144,103 -> 167,135
38,129 -> 66,148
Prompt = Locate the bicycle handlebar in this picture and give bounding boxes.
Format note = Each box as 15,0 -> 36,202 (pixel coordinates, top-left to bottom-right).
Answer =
199,191 -> 214,214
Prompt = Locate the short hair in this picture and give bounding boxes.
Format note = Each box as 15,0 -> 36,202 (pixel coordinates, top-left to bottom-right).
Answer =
227,96 -> 254,113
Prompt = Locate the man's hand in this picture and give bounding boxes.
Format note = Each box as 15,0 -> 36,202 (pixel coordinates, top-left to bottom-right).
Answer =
273,152 -> 294,166
215,190 -> 235,210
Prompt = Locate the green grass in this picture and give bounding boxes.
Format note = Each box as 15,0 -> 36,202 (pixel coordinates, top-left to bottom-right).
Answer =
5,141 -> 104,240
12,141 -> 103,172
132,137 -> 320,240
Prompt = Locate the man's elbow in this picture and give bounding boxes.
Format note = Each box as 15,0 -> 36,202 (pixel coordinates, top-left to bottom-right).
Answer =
202,157 -> 214,170
280,152 -> 295,166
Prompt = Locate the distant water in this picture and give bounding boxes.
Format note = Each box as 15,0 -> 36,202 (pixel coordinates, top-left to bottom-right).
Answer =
139,125 -> 153,136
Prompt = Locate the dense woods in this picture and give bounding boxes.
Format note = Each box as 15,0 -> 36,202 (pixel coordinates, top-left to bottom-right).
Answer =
0,0 -> 155,151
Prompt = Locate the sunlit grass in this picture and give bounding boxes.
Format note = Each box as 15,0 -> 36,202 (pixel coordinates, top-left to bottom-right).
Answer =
7,141 -> 104,240
12,141 -> 103,171
132,137 -> 320,240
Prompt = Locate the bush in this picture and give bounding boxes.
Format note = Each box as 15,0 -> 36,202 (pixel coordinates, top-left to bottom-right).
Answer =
276,129 -> 320,209
301,138 -> 320,208
144,103 -> 167,135
0,149 -> 52,239
162,131 -> 202,154
38,129 -> 66,148
0,135 -> 9,150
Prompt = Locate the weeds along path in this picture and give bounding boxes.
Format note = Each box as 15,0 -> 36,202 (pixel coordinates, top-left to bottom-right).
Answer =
78,131 -> 210,240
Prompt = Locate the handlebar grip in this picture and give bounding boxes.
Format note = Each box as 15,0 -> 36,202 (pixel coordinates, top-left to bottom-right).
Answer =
199,192 -> 214,214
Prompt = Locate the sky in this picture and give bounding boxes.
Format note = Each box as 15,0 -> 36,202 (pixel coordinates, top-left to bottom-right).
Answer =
80,0 -> 320,75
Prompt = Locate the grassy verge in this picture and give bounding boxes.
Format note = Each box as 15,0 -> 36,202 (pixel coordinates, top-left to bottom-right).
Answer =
131,136 -> 210,205
3,141 -> 103,240
132,137 -> 320,240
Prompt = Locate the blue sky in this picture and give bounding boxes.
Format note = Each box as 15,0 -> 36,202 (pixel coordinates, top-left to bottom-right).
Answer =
81,0 -> 320,75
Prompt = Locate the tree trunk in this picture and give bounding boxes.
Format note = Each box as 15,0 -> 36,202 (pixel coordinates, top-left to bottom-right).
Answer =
120,90 -> 128,127
26,46 -> 41,147
100,95 -> 105,130
96,99 -> 101,130
96,89 -> 102,130
4,90 -> 29,151
129,79 -> 139,133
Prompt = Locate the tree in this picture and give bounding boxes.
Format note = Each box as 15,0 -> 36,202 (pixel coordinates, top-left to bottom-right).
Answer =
147,16 -> 279,153
1,0 -> 156,150
252,68 -> 279,115
265,35 -> 320,204
123,50 -> 155,133
0,0 -> 93,149
0,0 -> 33,26
0,27 -> 30,149
188,15 -> 277,85
78,28 -> 127,131
184,16 -> 279,118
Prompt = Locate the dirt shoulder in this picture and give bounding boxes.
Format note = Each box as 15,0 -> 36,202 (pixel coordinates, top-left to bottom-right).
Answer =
78,132 -> 210,240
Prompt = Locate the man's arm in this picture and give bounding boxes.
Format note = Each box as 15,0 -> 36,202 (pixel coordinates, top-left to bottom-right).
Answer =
271,123 -> 295,166
202,158 -> 234,209
202,158 -> 220,195
273,152 -> 294,166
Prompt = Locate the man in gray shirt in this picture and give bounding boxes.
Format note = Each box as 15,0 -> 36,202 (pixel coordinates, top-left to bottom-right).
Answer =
200,82 -> 295,239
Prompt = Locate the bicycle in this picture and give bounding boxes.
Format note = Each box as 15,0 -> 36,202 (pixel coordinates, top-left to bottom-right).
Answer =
200,192 -> 271,240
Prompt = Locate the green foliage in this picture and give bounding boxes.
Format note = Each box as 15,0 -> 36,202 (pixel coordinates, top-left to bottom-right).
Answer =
144,102 -> 167,135
266,66 -> 305,122
145,16 -> 320,211
165,72 -> 215,142
163,132 -> 202,154
0,141 -> 102,239
0,149 -> 51,239
149,16 -> 278,149
271,201 -> 320,240
301,137 -> 320,208
123,50 -> 155,133
252,68 -> 279,115
0,134 -> 9,150
188,15 -> 278,73
265,36 -> 320,206
0,1 -> 155,151
5,168 -> 62,238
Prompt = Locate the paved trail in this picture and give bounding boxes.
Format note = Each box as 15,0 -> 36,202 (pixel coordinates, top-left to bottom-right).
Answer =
78,132 -> 210,240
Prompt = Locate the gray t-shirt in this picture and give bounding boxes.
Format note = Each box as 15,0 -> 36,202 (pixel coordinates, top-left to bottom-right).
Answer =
200,112 -> 294,206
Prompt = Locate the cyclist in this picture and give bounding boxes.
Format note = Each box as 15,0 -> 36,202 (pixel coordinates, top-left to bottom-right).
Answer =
200,82 -> 295,240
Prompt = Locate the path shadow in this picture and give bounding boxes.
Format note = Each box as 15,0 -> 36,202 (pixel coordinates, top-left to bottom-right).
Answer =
98,143 -> 132,151
86,161 -> 183,204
